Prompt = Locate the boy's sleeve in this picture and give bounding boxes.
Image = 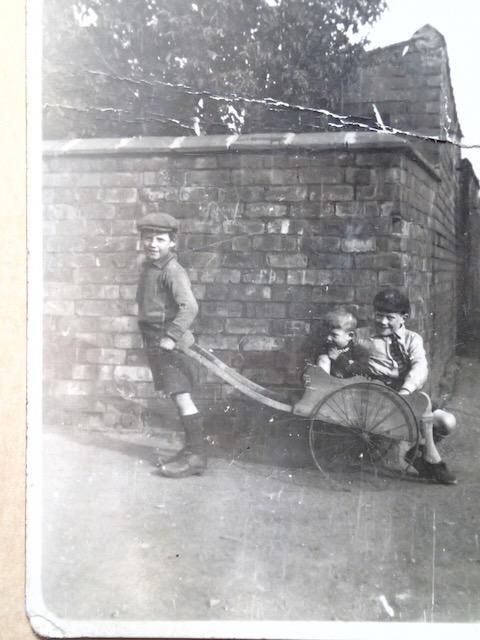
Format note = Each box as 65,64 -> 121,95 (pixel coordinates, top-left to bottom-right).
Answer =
400,333 -> 428,393
165,264 -> 199,342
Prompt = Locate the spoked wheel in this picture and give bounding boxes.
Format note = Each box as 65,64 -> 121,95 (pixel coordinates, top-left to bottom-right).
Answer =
309,382 -> 420,482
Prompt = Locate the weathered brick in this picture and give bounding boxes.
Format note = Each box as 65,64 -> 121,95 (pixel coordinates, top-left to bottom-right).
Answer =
241,269 -> 285,285
85,348 -> 126,365
75,300 -> 123,316
184,170 -> 231,186
266,219 -> 304,235
286,270 -> 332,286
201,301 -> 243,317
309,254 -> 353,269
289,202 -> 335,218
231,169 -> 297,185
80,285 -> 120,300
43,204 -> 77,220
98,316 -> 139,332
100,173 -> 140,187
271,286 -> 312,302
44,300 -> 75,315
231,236 -> 251,251
194,317 -> 225,335
194,269 -> 241,284
341,237 -> 376,253
182,252 -> 221,269
311,286 -> 355,303
113,334 -> 143,349
72,365 -> 114,381
51,381 -> 96,396
267,254 -> 308,268
335,202 -> 380,217
245,203 -> 288,218
345,168 -> 373,186
46,237 -> 86,253
222,252 -> 265,268
222,220 -> 265,235
57,316 -> 99,333
76,332 -> 115,347
252,235 -> 298,252
114,366 -> 152,382
354,252 -> 408,270
110,220 -> 137,235
309,185 -> 354,201
99,188 -> 138,203
378,270 -> 407,286
225,318 -> 270,335
302,236 -> 341,253
229,284 -> 271,301
44,283 -> 83,300
265,186 -> 308,201
82,203 -> 119,219
179,186 -> 218,202
218,187 -> 265,203
241,337 -> 285,351
171,155 -> 217,170
246,302 -> 286,318
43,173 -> 102,188
298,167 -> 343,184
270,320 -> 311,336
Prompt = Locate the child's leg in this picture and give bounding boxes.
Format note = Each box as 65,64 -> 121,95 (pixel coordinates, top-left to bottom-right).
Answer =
432,409 -> 457,439
172,392 -> 206,455
158,392 -> 207,478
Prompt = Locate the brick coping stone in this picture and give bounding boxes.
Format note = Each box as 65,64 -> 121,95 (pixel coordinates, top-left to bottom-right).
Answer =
44,131 -> 440,182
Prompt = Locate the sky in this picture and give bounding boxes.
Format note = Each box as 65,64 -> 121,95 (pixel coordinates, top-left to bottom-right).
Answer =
364,0 -> 480,176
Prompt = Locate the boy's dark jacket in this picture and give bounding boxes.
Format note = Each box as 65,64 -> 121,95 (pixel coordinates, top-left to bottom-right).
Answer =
136,253 -> 198,349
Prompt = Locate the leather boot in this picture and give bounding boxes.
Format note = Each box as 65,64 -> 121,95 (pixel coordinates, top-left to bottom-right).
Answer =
158,414 -> 207,478
159,452 -> 207,478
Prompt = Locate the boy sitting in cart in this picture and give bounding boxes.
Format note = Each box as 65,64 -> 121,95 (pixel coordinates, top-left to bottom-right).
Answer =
356,288 -> 457,485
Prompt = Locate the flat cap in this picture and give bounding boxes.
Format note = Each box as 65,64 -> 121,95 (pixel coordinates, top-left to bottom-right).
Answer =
136,213 -> 179,232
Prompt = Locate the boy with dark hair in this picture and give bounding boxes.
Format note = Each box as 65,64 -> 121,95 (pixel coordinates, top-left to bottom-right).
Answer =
358,288 -> 457,484
136,212 -> 206,478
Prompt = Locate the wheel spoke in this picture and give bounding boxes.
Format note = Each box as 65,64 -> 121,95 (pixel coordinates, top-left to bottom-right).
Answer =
309,383 -> 419,481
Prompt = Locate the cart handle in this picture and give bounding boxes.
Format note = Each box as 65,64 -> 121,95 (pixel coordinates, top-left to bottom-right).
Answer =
179,345 -> 294,414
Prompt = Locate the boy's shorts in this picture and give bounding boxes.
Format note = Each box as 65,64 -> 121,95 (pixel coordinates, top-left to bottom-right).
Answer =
141,329 -> 196,396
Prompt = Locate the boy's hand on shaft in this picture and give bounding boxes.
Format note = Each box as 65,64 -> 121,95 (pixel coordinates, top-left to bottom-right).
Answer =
160,337 -> 176,351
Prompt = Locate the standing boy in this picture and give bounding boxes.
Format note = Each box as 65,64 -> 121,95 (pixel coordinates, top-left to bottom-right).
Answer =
136,212 -> 206,478
358,288 -> 457,484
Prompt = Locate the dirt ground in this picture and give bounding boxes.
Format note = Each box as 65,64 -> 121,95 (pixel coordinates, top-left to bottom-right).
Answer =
38,357 -> 480,625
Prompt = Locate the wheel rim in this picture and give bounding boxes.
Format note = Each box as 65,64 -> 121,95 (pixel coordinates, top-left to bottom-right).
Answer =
309,382 -> 419,476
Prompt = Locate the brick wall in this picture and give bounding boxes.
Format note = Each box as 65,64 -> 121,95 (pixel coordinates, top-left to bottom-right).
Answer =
43,131 -> 461,430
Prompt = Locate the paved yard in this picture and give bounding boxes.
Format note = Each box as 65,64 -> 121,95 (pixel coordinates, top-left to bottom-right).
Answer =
38,357 -> 480,625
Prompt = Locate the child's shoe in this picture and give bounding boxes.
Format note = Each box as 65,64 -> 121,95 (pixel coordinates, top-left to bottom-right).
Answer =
158,452 -> 207,478
404,446 -> 457,484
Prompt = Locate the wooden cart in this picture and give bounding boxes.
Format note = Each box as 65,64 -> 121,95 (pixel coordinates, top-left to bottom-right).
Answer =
181,343 -> 433,477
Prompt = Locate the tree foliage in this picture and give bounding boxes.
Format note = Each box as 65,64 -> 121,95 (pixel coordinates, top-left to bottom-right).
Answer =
43,0 -> 386,138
